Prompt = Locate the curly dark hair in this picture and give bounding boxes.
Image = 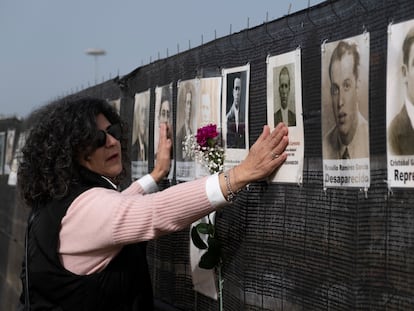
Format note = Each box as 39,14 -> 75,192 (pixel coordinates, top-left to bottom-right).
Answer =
18,96 -> 129,207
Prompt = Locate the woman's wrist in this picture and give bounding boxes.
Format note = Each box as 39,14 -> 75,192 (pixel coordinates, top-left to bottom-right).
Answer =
150,168 -> 168,184
219,166 -> 247,202
230,165 -> 250,190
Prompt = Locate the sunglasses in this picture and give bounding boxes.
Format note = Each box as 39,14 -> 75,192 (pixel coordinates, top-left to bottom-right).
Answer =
94,123 -> 122,148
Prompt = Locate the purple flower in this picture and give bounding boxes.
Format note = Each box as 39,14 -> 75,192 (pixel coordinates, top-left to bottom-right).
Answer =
196,124 -> 219,148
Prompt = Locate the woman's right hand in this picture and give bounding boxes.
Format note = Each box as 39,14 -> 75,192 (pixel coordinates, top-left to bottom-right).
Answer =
220,122 -> 289,195
151,122 -> 172,183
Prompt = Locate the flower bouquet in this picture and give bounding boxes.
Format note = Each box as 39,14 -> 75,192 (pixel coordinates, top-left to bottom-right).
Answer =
184,124 -> 225,309
183,123 -> 224,175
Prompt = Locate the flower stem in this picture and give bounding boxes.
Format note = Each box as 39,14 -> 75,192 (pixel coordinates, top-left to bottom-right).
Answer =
218,264 -> 223,311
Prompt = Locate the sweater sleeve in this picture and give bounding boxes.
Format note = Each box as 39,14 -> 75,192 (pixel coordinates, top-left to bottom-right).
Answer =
121,174 -> 159,195
59,174 -> 227,275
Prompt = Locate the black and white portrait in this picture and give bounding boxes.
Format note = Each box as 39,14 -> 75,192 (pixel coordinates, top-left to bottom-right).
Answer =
176,79 -> 198,181
387,19 -> 414,188
322,35 -> 370,161
273,64 -> 296,127
321,33 -> 370,189
223,68 -> 249,150
131,90 -> 150,180
176,80 -> 197,162
267,50 -> 304,184
154,84 -> 173,158
222,64 -> 250,169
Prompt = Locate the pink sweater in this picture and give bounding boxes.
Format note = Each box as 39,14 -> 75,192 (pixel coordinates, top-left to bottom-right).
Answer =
58,174 -> 227,275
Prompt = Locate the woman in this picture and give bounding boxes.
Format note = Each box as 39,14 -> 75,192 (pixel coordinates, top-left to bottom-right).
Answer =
17,96 -> 288,310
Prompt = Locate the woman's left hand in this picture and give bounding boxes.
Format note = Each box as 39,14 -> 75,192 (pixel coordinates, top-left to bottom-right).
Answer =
151,122 -> 172,183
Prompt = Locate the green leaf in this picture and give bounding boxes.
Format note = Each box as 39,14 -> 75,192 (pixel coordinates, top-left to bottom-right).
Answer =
199,250 -> 220,269
196,222 -> 214,235
207,137 -> 216,148
207,236 -> 222,257
191,226 -> 208,249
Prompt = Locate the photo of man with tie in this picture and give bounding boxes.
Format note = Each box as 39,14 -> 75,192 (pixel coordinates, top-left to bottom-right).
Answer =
322,40 -> 369,160
388,26 -> 414,155
132,92 -> 150,162
226,74 -> 246,149
273,65 -> 296,127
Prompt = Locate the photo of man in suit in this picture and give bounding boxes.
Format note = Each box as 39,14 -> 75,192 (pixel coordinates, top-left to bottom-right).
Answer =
226,75 -> 246,149
132,93 -> 149,162
274,66 -> 296,127
388,26 -> 414,155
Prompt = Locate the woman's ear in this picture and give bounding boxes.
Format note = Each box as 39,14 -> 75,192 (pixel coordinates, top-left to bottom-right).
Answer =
78,153 -> 90,167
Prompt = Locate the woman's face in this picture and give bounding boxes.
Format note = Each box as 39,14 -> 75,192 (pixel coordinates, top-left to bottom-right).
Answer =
78,113 -> 123,178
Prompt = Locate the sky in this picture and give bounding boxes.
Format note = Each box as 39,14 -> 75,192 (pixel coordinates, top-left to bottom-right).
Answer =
0,0 -> 325,118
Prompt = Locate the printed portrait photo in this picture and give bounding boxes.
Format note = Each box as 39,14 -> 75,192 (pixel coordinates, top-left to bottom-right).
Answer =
386,19 -> 414,188
387,20 -> 414,156
198,77 -> 222,128
221,64 -> 250,169
273,63 -> 296,127
154,84 -> 173,158
321,33 -> 370,189
224,70 -> 248,150
176,79 -> 197,163
321,34 -> 370,161
132,91 -> 150,162
267,50 -> 304,184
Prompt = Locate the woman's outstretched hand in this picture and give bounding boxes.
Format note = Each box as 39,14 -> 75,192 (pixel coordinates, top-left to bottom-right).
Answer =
220,122 -> 289,197
238,122 -> 289,181
151,122 -> 172,183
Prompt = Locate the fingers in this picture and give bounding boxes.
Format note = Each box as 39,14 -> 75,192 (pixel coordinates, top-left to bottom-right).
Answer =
253,123 -> 288,157
272,135 -> 289,159
152,123 -> 172,182
257,124 -> 289,160
250,125 -> 274,152
256,125 -> 271,144
235,122 -> 290,183
159,122 -> 172,146
270,139 -> 288,163
270,122 -> 288,143
159,122 -> 167,140
268,122 -> 288,163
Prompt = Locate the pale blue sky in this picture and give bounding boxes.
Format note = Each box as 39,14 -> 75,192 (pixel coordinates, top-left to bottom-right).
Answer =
0,0 -> 324,118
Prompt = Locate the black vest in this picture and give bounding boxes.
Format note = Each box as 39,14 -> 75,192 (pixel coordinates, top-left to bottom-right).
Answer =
20,168 -> 154,310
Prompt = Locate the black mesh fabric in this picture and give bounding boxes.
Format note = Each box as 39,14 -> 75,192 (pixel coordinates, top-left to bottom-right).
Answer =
124,1 -> 414,309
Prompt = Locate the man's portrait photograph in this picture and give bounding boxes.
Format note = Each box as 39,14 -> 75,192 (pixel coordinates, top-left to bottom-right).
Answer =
386,19 -> 414,188
131,90 -> 150,179
321,33 -> 370,189
221,64 -> 250,169
273,63 -> 296,127
321,34 -> 370,161
267,50 -> 304,184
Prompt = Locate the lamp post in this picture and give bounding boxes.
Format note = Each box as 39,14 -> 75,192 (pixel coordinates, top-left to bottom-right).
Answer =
85,48 -> 106,84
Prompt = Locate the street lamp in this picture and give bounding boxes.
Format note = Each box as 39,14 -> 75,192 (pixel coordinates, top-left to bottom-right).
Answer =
85,48 -> 106,84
